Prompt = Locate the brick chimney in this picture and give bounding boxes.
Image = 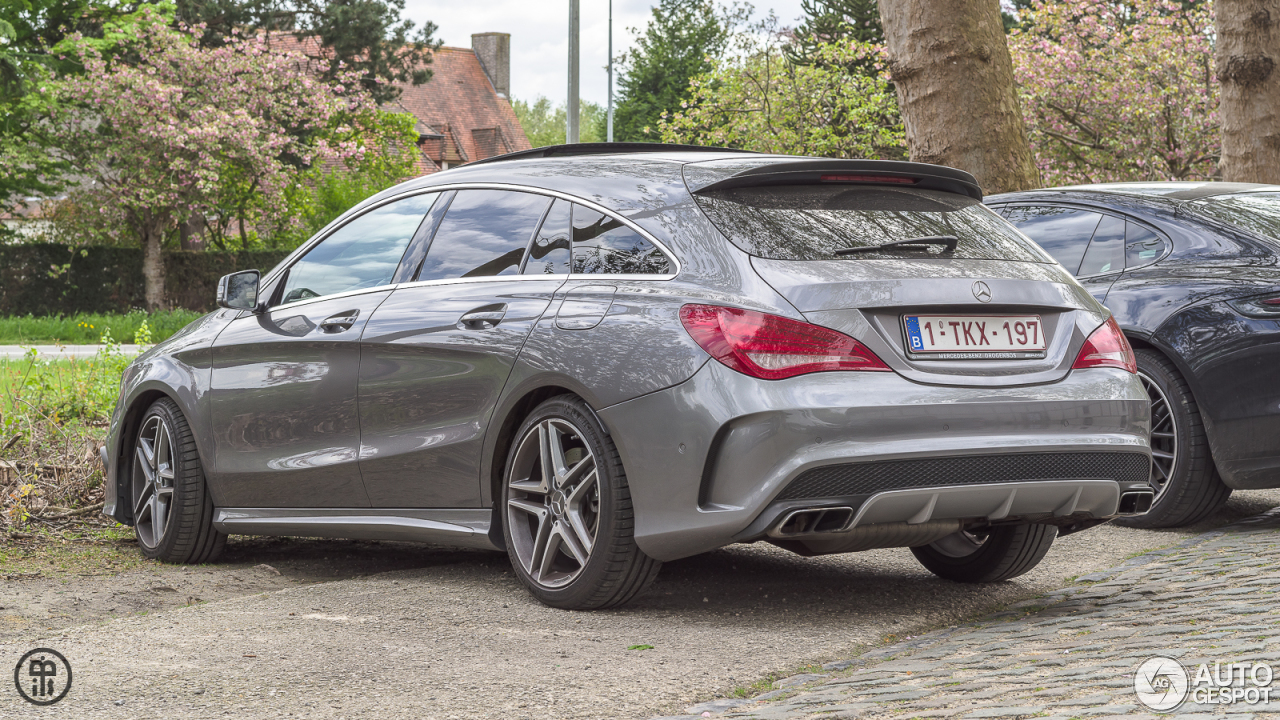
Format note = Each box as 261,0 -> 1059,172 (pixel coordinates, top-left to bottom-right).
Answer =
471,32 -> 511,98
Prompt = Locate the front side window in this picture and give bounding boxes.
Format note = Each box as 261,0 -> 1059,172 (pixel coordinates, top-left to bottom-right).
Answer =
417,189 -> 551,281
279,194 -> 436,305
571,205 -> 673,274
1003,205 -> 1105,273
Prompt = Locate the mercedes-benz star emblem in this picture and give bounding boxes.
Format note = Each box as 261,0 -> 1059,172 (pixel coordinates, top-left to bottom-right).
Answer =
972,281 -> 992,303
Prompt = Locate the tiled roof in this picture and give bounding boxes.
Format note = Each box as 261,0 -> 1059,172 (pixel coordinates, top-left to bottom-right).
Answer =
263,36 -> 529,169
394,45 -> 531,166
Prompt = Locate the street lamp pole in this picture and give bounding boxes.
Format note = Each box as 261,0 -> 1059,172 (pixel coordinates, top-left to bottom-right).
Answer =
567,0 -> 580,144
607,0 -> 614,142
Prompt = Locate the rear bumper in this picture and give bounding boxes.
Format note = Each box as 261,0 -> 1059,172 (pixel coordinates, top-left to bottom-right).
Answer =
598,361 -> 1151,562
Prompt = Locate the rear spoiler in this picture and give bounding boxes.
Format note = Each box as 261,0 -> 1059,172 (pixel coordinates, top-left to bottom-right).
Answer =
688,159 -> 983,201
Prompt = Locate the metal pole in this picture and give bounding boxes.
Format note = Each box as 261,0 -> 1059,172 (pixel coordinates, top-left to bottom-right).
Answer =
567,0 -> 580,144
607,0 -> 614,142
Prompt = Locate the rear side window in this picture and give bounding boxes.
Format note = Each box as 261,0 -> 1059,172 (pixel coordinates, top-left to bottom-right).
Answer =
525,199 -> 571,275
1125,222 -> 1168,268
1004,205 -> 1104,273
1078,215 -> 1125,276
417,189 -> 550,281
571,205 -> 673,274
1190,192 -> 1280,243
694,185 -> 1051,262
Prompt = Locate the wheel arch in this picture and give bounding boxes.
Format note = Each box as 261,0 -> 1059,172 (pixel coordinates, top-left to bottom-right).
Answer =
112,387 -> 178,525
483,383 -> 584,549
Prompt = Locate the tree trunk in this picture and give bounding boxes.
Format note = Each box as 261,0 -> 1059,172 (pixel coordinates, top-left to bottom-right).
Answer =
1218,0 -> 1280,182
141,223 -> 167,311
878,0 -> 1039,194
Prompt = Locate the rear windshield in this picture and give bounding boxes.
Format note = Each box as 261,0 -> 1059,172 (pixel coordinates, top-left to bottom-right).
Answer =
694,185 -> 1052,262
1190,193 -> 1280,245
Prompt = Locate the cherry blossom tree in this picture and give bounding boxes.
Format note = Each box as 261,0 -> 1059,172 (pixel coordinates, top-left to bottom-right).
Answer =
1010,0 -> 1219,185
33,9 -> 371,308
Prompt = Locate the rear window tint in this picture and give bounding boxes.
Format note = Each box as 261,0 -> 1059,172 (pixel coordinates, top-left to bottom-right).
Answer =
1190,193 -> 1280,244
694,185 -> 1051,262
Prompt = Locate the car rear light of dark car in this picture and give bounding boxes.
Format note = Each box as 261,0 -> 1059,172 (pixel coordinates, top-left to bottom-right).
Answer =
1227,291 -> 1280,318
679,304 -> 891,380
1072,317 -> 1137,373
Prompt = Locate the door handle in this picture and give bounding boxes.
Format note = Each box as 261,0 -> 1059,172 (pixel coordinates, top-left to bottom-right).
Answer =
319,310 -> 360,333
459,305 -> 507,330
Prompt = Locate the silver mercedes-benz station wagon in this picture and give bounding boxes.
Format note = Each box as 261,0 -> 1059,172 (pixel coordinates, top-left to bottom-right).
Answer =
102,144 -> 1153,609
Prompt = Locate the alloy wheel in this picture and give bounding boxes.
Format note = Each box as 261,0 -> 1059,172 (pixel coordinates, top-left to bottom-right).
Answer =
132,414 -> 175,549
1139,370 -> 1177,497
506,418 -> 601,588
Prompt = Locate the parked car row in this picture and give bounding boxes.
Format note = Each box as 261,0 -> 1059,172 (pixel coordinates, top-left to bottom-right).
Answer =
989,183 -> 1280,528
102,145 -> 1277,609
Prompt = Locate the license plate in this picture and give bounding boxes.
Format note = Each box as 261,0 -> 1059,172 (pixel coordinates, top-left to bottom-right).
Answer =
903,315 -> 1046,358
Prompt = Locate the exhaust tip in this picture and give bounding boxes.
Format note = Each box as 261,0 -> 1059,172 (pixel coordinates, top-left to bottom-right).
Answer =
769,507 -> 855,538
1118,490 -> 1154,515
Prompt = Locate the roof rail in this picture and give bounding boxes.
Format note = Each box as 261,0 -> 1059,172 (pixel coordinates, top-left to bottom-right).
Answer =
467,142 -> 754,167
689,159 -> 984,201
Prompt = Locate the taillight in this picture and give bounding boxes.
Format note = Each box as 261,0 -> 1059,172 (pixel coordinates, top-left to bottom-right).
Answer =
1227,291 -> 1280,318
679,304 -> 891,380
1072,316 -> 1136,373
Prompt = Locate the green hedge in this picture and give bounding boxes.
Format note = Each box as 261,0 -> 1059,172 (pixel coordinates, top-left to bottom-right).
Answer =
0,244 -> 291,316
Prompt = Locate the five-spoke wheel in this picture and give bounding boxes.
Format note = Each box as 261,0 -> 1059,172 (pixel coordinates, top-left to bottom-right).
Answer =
507,418 -> 601,588
502,396 -> 660,609
130,398 -> 226,563
132,413 -> 176,550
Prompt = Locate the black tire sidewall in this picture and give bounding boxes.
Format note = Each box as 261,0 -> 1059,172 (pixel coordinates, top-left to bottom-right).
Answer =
132,398 -> 221,563
501,397 -> 627,608
911,523 -> 1056,582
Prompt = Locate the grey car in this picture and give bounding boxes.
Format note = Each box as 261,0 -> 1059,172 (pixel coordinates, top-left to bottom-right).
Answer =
102,144 -> 1153,609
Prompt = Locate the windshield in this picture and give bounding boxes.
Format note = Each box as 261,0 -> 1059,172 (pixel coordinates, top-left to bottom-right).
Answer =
693,185 -> 1052,262
1190,193 -> 1280,245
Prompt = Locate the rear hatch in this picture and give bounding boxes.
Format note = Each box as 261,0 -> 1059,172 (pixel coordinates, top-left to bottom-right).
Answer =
685,159 -> 1103,387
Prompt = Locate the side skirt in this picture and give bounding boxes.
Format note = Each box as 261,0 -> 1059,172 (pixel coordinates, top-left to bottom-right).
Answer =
212,508 -> 500,551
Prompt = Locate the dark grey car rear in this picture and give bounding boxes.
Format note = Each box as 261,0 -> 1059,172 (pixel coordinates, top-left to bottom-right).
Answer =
102,146 -> 1152,609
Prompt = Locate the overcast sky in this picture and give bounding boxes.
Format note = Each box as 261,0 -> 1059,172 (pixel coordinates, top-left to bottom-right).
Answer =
401,1 -> 808,107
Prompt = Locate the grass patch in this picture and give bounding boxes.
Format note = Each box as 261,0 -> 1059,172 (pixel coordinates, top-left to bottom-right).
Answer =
627,644 -> 655,650
0,309 -> 203,345
2,345 -> 129,530
1,524 -> 142,580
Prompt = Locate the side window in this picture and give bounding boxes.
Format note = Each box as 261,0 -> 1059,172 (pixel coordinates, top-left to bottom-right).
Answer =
1078,215 -> 1125,276
1125,222 -> 1168,269
524,199 -> 571,275
571,204 -> 673,275
1004,205 -> 1104,275
279,194 -> 435,305
417,190 -> 551,281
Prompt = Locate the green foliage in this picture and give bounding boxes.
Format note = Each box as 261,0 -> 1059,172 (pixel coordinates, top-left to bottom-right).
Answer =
659,36 -> 905,159
175,0 -> 442,104
513,96 -> 606,147
269,109 -> 424,249
787,0 -> 883,64
612,0 -> 745,142
0,310 -> 203,345
0,350 -> 130,425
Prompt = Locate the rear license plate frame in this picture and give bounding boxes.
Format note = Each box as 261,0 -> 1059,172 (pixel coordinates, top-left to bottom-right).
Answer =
902,314 -> 1048,360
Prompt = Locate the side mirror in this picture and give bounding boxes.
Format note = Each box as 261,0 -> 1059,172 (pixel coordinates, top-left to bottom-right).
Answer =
216,270 -> 261,311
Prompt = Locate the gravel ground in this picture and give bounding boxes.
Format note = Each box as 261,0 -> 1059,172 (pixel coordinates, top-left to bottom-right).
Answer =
2,489 -> 1278,719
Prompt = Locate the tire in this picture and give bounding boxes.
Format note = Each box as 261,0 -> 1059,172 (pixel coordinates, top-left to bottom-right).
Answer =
1114,349 -> 1231,528
911,523 -> 1056,583
130,398 -> 225,564
501,395 -> 661,609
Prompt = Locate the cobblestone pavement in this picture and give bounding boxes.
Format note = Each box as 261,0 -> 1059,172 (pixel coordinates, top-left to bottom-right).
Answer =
666,508 -> 1280,720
